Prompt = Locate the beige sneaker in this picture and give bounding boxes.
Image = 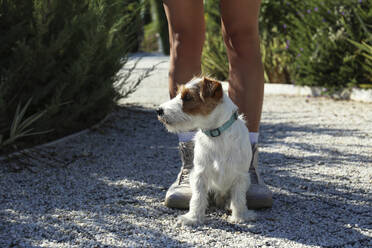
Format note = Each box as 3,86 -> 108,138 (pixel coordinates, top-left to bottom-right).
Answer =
246,144 -> 273,209
164,141 -> 193,209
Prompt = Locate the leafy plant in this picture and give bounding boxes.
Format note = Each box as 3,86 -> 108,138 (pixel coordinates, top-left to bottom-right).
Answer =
286,0 -> 372,91
349,40 -> 372,87
150,0 -> 170,55
261,36 -> 291,84
141,20 -> 159,52
202,33 -> 229,81
0,0 -> 142,153
0,98 -> 50,149
259,0 -> 301,83
201,0 -> 229,80
202,0 -> 295,82
201,0 -> 371,89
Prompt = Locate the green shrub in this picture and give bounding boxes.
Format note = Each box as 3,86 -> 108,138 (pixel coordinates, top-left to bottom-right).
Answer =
259,0 -> 300,83
0,0 -> 141,152
150,0 -> 170,55
202,0 -> 296,82
202,0 -> 229,80
201,0 -> 371,89
286,0 -> 372,91
349,40 -> 372,87
141,20 -> 159,52
260,37 -> 291,84
140,0 -> 158,53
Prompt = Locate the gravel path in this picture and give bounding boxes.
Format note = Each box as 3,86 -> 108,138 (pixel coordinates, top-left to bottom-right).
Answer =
1,54 -> 371,247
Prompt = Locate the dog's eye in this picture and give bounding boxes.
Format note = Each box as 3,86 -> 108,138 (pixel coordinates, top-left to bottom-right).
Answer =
182,93 -> 193,102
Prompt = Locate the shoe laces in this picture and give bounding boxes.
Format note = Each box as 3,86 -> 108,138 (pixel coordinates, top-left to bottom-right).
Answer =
178,168 -> 190,185
179,143 -> 194,169
178,142 -> 194,185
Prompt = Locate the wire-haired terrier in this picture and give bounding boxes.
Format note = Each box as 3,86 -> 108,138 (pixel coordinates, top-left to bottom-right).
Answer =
157,77 -> 256,225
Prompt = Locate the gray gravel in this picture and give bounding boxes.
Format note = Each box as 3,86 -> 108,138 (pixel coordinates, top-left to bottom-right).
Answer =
1,54 -> 372,247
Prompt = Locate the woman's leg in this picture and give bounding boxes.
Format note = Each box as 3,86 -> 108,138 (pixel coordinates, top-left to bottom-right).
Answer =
162,0 -> 205,209
220,0 -> 272,209
163,0 -> 205,98
220,0 -> 264,133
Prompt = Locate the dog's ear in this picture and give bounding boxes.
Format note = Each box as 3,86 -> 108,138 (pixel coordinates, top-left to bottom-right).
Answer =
177,84 -> 185,95
201,77 -> 223,101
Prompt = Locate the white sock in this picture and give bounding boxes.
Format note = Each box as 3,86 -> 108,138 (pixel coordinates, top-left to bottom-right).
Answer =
249,132 -> 259,145
177,131 -> 196,142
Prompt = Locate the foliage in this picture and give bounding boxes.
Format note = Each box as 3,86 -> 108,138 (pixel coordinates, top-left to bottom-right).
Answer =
0,0 -> 141,153
0,98 -> 50,149
259,0 -> 300,83
202,0 -> 296,82
149,0 -> 169,55
201,0 -> 229,80
286,0 -> 372,91
261,37 -> 291,84
201,0 -> 372,90
140,0 -> 158,52
349,40 -> 372,87
141,20 -> 159,52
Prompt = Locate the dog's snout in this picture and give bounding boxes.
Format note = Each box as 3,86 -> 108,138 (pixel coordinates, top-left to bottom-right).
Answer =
156,108 -> 164,116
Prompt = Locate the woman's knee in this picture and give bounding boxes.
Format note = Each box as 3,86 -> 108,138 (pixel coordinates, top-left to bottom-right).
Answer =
220,0 -> 261,58
222,27 -> 260,58
170,30 -> 205,60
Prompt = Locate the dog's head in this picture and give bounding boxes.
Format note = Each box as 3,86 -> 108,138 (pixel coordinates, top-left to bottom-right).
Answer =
157,77 -> 223,133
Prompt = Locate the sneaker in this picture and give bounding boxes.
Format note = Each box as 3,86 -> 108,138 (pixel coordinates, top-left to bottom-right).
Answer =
164,141 -> 193,209
246,144 -> 273,209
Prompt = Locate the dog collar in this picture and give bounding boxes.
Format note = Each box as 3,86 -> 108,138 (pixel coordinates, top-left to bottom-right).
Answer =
202,111 -> 238,137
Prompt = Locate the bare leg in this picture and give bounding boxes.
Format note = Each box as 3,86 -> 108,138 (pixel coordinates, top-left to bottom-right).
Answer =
162,1 -> 205,210
163,0 -> 205,98
220,0 -> 264,132
221,0 -> 272,210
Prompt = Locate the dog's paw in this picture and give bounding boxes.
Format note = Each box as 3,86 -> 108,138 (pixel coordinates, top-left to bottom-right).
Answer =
228,210 -> 256,224
177,213 -> 204,226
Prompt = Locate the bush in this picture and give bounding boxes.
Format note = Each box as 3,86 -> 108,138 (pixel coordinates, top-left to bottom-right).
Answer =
201,0 -> 229,81
286,0 -> 372,91
150,0 -> 170,55
0,0 -> 141,153
202,0 -> 295,82
140,0 -> 169,54
201,0 -> 372,90
259,0 -> 299,83
140,0 -> 159,53
349,40 -> 372,87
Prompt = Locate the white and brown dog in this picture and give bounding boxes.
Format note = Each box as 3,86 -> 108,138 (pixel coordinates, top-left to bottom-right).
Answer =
157,77 -> 256,225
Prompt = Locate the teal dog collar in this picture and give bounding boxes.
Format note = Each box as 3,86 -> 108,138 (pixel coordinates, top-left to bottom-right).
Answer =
203,111 -> 238,137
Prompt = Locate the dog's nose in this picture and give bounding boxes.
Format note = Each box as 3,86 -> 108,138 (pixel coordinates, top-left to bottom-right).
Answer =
156,108 -> 164,116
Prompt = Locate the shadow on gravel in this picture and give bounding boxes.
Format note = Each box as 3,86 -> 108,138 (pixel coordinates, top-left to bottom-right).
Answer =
0,105 -> 370,247
261,123 -> 372,165
255,121 -> 371,247
0,105 -> 192,247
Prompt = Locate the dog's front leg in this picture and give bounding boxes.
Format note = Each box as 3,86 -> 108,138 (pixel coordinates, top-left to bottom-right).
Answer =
178,169 -> 208,226
228,173 -> 257,224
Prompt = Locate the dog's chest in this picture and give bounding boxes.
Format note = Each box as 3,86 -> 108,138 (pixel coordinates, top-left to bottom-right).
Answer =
194,129 -> 251,183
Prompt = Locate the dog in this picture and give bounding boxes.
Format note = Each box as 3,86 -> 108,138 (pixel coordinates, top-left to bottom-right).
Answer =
157,77 -> 256,225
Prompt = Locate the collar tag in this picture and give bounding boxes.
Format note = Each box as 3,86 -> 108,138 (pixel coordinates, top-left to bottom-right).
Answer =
210,129 -> 221,137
